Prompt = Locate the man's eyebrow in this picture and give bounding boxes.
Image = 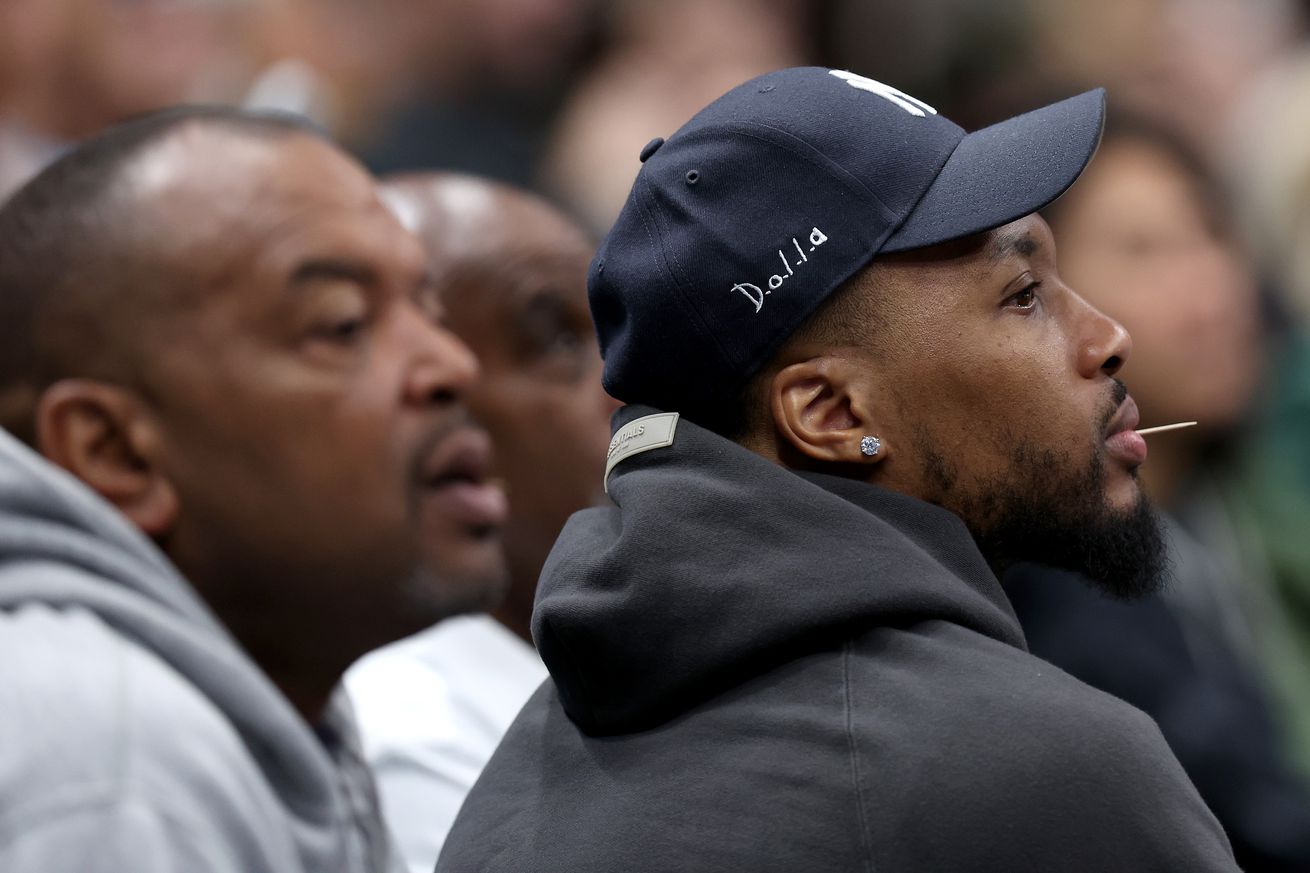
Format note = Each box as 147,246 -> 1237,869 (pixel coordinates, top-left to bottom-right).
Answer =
989,232 -> 1040,263
288,258 -> 378,289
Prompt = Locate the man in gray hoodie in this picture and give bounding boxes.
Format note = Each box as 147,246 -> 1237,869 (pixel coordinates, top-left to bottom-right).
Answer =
0,107 -> 509,871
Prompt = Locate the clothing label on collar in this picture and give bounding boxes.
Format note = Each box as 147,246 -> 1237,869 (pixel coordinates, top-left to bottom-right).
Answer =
604,412 -> 680,493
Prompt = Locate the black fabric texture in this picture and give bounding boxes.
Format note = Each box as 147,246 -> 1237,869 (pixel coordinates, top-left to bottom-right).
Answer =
437,408 -> 1240,872
1007,564 -> 1310,873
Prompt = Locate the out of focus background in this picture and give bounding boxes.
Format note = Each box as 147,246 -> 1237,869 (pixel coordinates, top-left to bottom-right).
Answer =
7,0 -> 1310,869
1,0 -> 1305,234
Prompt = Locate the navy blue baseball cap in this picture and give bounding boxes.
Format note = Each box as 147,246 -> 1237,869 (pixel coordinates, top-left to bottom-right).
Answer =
589,67 -> 1106,411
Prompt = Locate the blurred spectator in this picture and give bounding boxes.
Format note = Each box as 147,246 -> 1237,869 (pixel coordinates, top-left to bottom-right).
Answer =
0,0 -> 600,199
355,0 -> 599,188
243,0 -> 451,147
1229,39 -> 1310,329
1225,34 -> 1310,784
542,0 -> 814,232
1004,110 -> 1310,870
345,173 -> 615,873
0,108 -> 510,872
0,0 -> 247,199
1025,0 -> 1296,159
823,0 -> 1031,110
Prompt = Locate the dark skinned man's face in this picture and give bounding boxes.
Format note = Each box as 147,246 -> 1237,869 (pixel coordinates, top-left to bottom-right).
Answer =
389,181 -> 615,626
128,131 -> 509,655
856,214 -> 1166,596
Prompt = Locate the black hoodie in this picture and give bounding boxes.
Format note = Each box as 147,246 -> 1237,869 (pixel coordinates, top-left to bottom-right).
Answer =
437,407 -> 1239,872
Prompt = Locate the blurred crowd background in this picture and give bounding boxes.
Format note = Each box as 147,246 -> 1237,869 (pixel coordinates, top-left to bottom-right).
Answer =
3,0 -> 1307,235
7,0 -> 1310,869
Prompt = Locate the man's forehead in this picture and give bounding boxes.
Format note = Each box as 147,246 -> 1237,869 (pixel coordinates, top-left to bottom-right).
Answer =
385,179 -> 592,300
986,216 -> 1049,263
387,177 -> 590,260
440,243 -> 591,323
121,127 -> 412,276
124,126 -> 374,219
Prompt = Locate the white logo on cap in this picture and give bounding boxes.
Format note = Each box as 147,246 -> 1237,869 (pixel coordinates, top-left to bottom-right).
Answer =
829,70 -> 937,118
730,226 -> 828,314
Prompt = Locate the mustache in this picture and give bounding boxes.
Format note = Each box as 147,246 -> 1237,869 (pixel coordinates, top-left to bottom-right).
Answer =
1099,378 -> 1129,435
408,410 -> 477,482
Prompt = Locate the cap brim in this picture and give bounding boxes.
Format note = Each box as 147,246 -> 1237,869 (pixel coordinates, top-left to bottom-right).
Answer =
881,88 -> 1106,253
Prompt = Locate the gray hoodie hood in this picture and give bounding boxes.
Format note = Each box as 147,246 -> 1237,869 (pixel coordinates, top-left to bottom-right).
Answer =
0,427 -> 391,871
532,405 -> 1026,735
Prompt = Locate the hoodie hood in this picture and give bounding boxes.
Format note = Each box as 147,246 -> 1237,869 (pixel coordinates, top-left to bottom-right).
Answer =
533,405 -> 1025,735
0,427 -> 359,848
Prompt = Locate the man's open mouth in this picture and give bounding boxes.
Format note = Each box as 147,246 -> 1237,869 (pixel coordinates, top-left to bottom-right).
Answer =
420,428 -> 510,532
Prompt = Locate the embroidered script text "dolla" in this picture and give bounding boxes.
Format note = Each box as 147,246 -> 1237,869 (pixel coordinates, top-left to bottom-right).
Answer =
730,227 -> 828,314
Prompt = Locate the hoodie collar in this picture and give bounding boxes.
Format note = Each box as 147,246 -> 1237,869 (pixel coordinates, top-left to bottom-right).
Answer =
534,406 -> 1025,735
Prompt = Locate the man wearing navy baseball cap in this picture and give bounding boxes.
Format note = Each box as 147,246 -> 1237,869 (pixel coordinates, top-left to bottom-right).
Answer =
437,68 -> 1240,871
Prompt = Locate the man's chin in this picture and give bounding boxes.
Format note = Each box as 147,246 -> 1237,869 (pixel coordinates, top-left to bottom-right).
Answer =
407,536 -> 511,619
1102,466 -> 1144,513
982,492 -> 1170,601
915,426 -> 1169,601
1072,494 -> 1170,601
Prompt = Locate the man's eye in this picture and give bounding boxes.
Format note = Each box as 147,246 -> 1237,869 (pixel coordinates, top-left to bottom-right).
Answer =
546,329 -> 583,355
523,323 -> 585,364
298,282 -> 372,348
317,317 -> 367,343
518,293 -> 589,363
1007,283 -> 1040,310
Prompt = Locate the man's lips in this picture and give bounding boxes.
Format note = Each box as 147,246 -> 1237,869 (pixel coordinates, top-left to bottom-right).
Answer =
418,428 -> 509,530
1104,394 -> 1148,467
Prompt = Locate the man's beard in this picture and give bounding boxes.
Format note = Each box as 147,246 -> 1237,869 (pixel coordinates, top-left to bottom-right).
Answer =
914,396 -> 1169,600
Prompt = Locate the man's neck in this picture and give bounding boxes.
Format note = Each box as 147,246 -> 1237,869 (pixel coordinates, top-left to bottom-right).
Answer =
493,563 -> 538,646
493,602 -> 534,646
186,571 -> 364,725
224,618 -> 353,724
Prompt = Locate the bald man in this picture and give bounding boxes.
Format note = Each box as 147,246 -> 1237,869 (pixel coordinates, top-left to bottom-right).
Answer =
344,173 -> 615,873
0,111 -> 508,872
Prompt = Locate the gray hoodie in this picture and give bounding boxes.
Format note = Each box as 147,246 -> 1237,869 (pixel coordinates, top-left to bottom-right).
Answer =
0,427 -> 397,872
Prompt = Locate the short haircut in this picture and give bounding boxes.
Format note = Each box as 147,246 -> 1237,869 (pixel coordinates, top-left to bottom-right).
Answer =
0,105 -> 320,444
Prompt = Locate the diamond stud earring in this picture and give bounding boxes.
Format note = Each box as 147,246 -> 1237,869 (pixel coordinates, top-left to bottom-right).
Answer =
860,435 -> 882,457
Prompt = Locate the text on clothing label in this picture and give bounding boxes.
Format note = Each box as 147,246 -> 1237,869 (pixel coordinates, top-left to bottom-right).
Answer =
604,412 -> 680,493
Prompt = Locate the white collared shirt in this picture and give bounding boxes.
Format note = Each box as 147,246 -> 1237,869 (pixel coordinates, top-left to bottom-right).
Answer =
344,615 -> 547,873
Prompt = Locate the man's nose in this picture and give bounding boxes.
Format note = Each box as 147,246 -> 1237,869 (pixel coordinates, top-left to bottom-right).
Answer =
403,310 -> 480,406
1076,295 -> 1132,380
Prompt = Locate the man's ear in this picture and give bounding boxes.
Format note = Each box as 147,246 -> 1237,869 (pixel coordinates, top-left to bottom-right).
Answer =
34,379 -> 179,536
769,356 -> 888,466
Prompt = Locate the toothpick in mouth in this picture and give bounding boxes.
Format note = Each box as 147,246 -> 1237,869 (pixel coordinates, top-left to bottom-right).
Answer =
1135,421 -> 1198,436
